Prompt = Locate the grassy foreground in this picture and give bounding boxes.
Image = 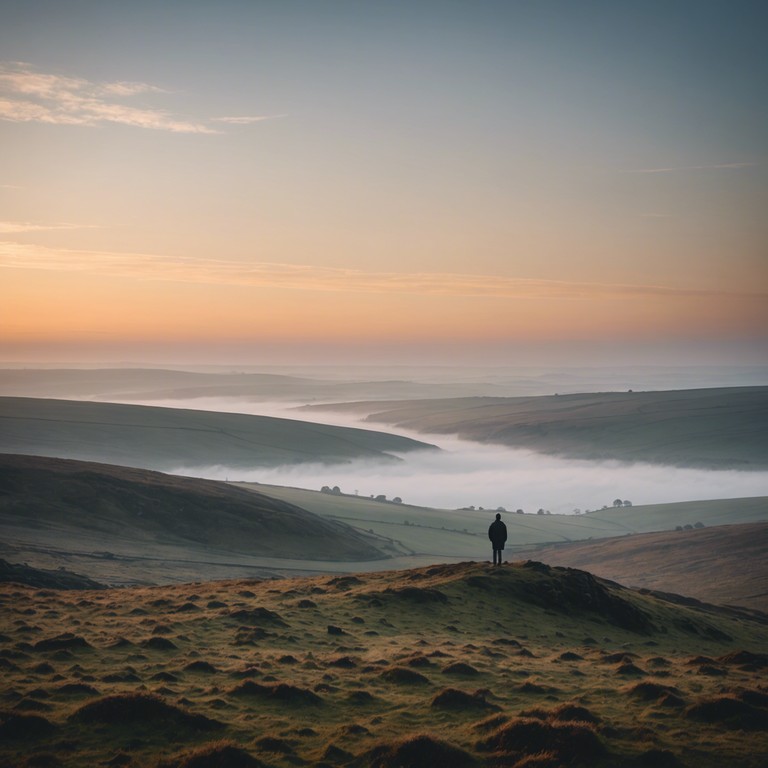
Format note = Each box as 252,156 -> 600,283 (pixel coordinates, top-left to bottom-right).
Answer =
1,561 -> 766,768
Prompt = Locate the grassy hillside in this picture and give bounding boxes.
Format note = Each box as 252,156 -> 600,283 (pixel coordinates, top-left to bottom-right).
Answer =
516,522 -> 768,612
1,561 -> 766,768
301,386 -> 768,469
3,451 -> 765,603
0,397 -> 436,471
0,454 -> 390,569
252,483 -> 768,553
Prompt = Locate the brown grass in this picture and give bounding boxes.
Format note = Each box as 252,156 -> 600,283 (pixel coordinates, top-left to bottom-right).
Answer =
1,560 -> 768,767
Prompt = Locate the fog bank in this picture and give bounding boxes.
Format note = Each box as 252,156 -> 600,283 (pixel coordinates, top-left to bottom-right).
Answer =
140,397 -> 768,513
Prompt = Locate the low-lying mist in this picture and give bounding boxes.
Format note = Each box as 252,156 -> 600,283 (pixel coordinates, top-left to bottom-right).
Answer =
125,397 -> 768,513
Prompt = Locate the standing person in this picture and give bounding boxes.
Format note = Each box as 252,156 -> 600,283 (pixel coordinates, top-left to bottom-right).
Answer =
488,512 -> 507,566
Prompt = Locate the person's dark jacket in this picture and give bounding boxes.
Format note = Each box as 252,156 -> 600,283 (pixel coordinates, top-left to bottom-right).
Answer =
488,519 -> 507,549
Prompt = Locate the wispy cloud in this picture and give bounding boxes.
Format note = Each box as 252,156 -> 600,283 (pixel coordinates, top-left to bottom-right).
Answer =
0,62 -> 277,134
0,221 -> 97,234
213,114 -> 286,125
1,241 -> 764,302
621,162 -> 755,174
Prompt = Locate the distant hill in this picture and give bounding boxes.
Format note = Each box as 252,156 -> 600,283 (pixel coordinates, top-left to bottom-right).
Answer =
516,522 -> 768,612
0,397 -> 436,471
0,367 -> 510,401
301,386 -> 768,469
0,454 -> 388,565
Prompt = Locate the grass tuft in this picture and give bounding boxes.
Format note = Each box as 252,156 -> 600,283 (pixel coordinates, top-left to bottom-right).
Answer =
431,687 -> 500,711
477,717 -> 604,763
379,666 -> 431,685
359,733 -> 476,768
69,693 -> 222,731
156,740 -> 265,768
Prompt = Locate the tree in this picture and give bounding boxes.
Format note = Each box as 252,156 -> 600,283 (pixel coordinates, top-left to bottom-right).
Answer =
516,509 -> 524,514
622,500 -> 632,507
613,498 -> 623,507
496,506 -> 506,512
393,496 -> 403,504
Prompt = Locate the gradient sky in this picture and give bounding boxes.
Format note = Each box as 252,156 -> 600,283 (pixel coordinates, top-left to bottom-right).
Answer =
1,0 -> 766,365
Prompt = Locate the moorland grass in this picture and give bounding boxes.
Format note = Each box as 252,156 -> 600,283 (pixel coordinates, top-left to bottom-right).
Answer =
1,561 -> 767,767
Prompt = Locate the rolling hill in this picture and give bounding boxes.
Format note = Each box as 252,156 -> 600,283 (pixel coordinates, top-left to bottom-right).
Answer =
3,450 -> 765,601
0,454 -> 393,582
0,397 -> 436,472
0,367 -> 510,402
300,386 -> 768,470
516,522 -> 768,612
254,482 -> 768,554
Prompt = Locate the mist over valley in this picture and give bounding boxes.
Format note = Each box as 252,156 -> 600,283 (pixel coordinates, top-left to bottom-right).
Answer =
2,365 -> 766,514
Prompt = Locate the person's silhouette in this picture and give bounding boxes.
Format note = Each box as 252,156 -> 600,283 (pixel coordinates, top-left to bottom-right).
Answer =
488,512 -> 507,566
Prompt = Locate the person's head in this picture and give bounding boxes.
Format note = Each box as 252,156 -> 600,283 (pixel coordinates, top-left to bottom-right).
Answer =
495,513 -> 501,520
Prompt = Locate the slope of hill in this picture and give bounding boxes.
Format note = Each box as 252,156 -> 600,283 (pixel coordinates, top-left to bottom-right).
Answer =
255,482 -> 768,555
0,454 -> 391,570
0,397 -> 436,471
516,522 -> 768,612
300,386 -> 768,469
1,561 -> 766,768
4,451 -> 765,592
0,558 -> 106,590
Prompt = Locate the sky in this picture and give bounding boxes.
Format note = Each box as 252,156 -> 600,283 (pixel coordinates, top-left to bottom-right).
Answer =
1,0 -> 767,366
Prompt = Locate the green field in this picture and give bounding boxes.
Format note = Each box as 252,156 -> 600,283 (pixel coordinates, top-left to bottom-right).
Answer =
248,483 -> 768,557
